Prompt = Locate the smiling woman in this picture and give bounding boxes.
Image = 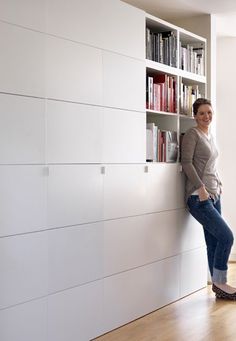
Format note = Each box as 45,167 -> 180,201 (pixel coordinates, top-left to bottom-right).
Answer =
181,98 -> 236,300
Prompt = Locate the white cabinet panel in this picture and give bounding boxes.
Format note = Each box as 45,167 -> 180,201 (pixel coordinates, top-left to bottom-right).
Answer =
0,94 -> 45,164
47,0 -> 145,59
103,108 -> 145,163
48,222 -> 103,293
103,256 -> 180,332
47,165 -> 103,228
103,51 -> 145,111
103,165 -> 147,219
0,0 -> 46,31
46,36 -> 102,105
180,248 -> 208,297
146,164 -> 185,212
0,166 -> 47,237
101,0 -> 145,59
178,209 -> 205,252
48,280 -> 104,341
0,22 -> 45,97
0,298 -> 47,341
104,211 -> 183,276
46,100 -> 103,163
47,0 -> 103,48
0,232 -> 48,309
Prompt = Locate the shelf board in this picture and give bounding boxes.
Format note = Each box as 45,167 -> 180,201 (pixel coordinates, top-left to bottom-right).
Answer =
146,109 -> 178,117
146,59 -> 178,76
146,59 -> 206,84
179,69 -> 206,83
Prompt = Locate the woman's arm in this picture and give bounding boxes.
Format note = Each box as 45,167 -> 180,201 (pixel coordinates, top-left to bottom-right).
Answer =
181,129 -> 209,200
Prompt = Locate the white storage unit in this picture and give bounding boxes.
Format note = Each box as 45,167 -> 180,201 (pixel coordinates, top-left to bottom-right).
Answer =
0,1 -> 208,340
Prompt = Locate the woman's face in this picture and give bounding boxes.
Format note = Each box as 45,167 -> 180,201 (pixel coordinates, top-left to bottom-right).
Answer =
195,104 -> 213,130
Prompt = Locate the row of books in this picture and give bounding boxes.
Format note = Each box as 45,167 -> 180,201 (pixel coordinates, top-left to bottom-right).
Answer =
146,74 -> 177,113
146,28 -> 177,67
179,42 -> 205,76
146,123 -> 178,163
180,83 -> 203,116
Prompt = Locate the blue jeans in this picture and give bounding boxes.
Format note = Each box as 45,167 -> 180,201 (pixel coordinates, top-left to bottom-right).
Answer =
187,195 -> 234,284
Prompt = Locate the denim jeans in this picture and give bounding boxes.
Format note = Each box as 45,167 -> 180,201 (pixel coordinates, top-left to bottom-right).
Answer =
187,195 -> 234,284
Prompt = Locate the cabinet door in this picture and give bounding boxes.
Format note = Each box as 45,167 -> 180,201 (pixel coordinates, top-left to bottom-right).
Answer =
47,100 -> 103,163
47,0 -> 103,48
102,108 -> 145,163
0,94 -> 45,164
46,36 -> 102,105
104,211 -> 183,276
48,222 -> 103,293
177,209 -> 205,252
0,0 -> 46,31
101,0 -> 145,59
48,280 -> 104,341
47,165 -> 103,228
103,165 -> 147,220
0,298 -> 47,341
103,51 -> 145,112
0,166 -> 47,237
0,232 -> 48,309
103,256 -> 180,333
180,247 -> 208,297
146,164 -> 185,212
0,22 -> 45,97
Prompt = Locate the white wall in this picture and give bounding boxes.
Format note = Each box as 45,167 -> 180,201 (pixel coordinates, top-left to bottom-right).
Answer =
216,37 -> 236,260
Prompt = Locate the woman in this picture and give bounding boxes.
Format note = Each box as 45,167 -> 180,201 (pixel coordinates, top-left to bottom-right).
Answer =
181,98 -> 236,300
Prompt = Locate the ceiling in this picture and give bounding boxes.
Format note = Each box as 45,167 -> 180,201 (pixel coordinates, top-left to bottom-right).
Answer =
122,0 -> 236,36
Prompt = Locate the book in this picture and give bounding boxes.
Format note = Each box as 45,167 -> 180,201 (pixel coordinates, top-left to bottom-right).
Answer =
146,123 -> 158,161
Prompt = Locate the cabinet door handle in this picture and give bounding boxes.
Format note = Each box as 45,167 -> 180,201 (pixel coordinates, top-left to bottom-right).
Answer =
144,165 -> 149,173
101,166 -> 106,174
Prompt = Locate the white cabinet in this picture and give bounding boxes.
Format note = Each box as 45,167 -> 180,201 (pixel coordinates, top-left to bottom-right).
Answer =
104,210 -> 184,276
0,232 -> 48,309
47,0 -> 103,49
46,100 -> 103,163
178,209 -> 205,252
146,163 -> 185,212
0,0 -> 145,60
103,165 -> 147,220
0,0 -> 47,32
100,0 -> 145,59
103,51 -> 145,111
0,166 -> 47,237
102,108 -> 146,163
48,222 -> 103,293
48,280 -> 104,341
180,248 -> 208,297
0,298 -> 47,341
0,22 -> 46,97
47,165 -> 103,227
103,256 -> 180,332
0,94 -> 45,164
46,36 -> 103,105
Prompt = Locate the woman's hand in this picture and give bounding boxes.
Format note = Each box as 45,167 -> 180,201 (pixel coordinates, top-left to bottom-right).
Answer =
198,185 -> 209,201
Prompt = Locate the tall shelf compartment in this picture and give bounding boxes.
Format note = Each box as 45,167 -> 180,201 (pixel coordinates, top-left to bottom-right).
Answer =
145,14 -> 206,163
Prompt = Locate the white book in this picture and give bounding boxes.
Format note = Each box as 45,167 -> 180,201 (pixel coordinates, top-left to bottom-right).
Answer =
146,123 -> 158,161
146,128 -> 153,161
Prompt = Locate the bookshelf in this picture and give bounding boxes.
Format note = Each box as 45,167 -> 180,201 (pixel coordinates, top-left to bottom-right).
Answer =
145,13 -> 207,163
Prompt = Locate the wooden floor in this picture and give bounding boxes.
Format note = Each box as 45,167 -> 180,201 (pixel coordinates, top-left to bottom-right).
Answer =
94,263 -> 236,341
